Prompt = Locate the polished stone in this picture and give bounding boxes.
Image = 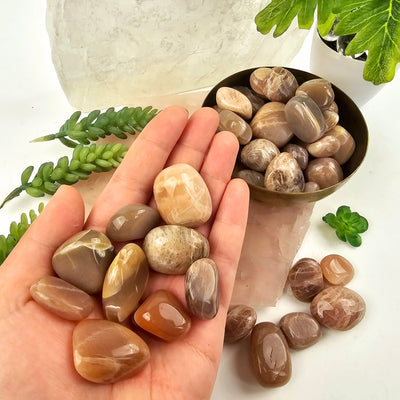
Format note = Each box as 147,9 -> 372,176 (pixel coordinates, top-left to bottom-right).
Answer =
30,276 -> 94,321
216,87 -> 252,119
310,286 -> 366,330
263,67 -> 298,103
218,109 -> 252,145
320,254 -> 355,285
240,139 -> 279,172
282,143 -> 308,170
185,258 -> 219,319
234,85 -> 265,115
134,290 -> 191,341
106,203 -> 160,242
153,163 -> 212,228
103,243 -> 149,322
52,230 -> 114,294
326,125 -> 356,165
279,312 -> 321,350
296,78 -> 335,109
288,258 -> 325,302
305,157 -> 343,189
264,152 -> 305,193
306,135 -> 341,158
249,67 -> 271,97
224,304 -> 257,343
237,169 -> 265,187
143,225 -> 209,274
251,322 -> 292,387
73,319 -> 150,383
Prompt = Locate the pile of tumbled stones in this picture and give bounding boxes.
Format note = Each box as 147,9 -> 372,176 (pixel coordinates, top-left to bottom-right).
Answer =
30,163 -> 219,384
224,254 -> 366,387
216,66 -> 356,192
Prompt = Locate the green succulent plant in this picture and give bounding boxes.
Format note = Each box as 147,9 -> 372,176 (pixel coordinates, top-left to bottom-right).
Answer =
255,0 -> 400,85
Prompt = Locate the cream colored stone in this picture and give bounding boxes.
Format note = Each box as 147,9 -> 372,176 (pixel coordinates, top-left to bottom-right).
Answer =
153,163 -> 212,227
216,87 -> 252,119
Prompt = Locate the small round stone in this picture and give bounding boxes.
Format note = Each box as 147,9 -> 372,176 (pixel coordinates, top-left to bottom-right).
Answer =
249,67 -> 272,97
288,258 -> 325,302
185,258 -> 219,319
306,135 -> 341,158
237,169 -> 265,187
326,125 -> 356,165
218,109 -> 252,145
216,87 -> 252,119
224,304 -> 257,343
240,138 -> 280,172
153,163 -> 212,228
263,67 -> 298,103
296,78 -> 335,109
310,286 -> 366,331
282,143 -> 309,170
305,157 -> 344,189
279,312 -> 321,350
73,319 -> 150,384
320,254 -> 355,285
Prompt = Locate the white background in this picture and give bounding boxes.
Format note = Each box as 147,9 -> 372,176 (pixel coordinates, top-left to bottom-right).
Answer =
1,2 -> 399,399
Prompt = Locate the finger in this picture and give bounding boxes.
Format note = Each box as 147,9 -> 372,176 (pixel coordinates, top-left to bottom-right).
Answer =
0,185 -> 85,296
165,107 -> 219,169
207,178 -> 249,311
197,130 -> 240,238
85,106 -> 189,231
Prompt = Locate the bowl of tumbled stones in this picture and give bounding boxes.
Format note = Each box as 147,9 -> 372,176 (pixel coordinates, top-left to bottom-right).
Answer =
202,66 -> 369,204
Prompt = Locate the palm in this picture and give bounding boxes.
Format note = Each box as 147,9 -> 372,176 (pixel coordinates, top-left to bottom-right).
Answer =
0,107 -> 249,400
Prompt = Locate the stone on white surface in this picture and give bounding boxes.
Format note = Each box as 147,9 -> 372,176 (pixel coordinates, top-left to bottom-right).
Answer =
231,199 -> 314,307
46,0 -> 308,110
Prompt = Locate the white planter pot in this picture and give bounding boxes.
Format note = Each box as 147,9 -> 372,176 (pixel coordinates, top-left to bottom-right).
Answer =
310,28 -> 384,106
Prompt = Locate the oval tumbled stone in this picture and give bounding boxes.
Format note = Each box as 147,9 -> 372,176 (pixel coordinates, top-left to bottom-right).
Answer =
106,203 -> 160,242
102,243 -> 149,322
279,312 -> 321,350
30,276 -> 94,321
143,225 -> 209,274
153,163 -> 212,228
224,304 -> 257,343
52,230 -> 114,294
73,319 -> 150,383
251,322 -> 292,387
134,289 -> 191,341
310,286 -> 366,331
185,258 -> 219,319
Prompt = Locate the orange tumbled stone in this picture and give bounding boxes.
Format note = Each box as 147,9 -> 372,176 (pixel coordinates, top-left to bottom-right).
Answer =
320,254 -> 355,285
153,163 -> 212,228
134,290 -> 191,341
73,319 -> 150,384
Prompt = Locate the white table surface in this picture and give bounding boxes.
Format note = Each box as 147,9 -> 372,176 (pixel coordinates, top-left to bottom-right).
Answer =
1,2 -> 399,399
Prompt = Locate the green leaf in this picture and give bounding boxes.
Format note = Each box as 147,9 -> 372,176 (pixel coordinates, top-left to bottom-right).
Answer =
334,0 -> 400,84
20,166 -> 34,185
346,232 -> 362,247
322,212 -> 339,228
255,0 -> 335,37
336,205 -> 352,220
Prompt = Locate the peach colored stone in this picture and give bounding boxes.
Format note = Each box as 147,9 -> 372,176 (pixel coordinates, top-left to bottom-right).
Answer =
320,254 -> 355,285
153,163 -> 212,228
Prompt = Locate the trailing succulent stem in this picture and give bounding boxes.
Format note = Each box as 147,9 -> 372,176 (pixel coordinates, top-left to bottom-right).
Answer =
0,203 -> 44,265
0,143 -> 128,208
32,106 -> 158,148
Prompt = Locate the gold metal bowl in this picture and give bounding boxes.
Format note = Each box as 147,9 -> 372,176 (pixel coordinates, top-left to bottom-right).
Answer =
202,67 -> 369,205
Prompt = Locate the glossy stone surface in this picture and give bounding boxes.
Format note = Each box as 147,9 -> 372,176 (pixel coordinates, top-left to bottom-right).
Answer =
320,254 -> 355,285
305,157 -> 343,189
240,139 -> 280,172
73,319 -> 150,383
264,152 -> 305,193
306,135 -> 341,158
251,322 -> 292,387
288,258 -> 325,302
153,163 -> 212,228
30,276 -> 94,321
237,169 -> 265,187
249,67 -> 271,97
234,85 -> 265,115
250,102 -> 294,148
216,86 -> 252,119
296,78 -> 335,109
323,110 -> 339,132
326,125 -> 356,165
185,258 -> 219,319
304,181 -> 320,192
310,286 -> 366,330
144,225 -> 209,274
263,67 -> 298,103
218,109 -> 252,145
224,304 -> 257,343
52,230 -> 114,294
279,312 -> 321,350
134,289 -> 191,341
285,95 -> 326,143
282,143 -> 308,170
103,243 -> 149,322
106,203 -> 160,242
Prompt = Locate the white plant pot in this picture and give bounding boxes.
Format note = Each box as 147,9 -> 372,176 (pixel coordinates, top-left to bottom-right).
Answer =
310,28 -> 384,106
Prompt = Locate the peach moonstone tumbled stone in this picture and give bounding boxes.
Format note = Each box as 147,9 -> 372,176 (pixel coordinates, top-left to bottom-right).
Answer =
153,163 -> 212,227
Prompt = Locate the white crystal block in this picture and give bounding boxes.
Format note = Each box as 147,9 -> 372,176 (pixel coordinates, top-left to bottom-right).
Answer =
46,0 -> 308,111
232,199 -> 314,307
